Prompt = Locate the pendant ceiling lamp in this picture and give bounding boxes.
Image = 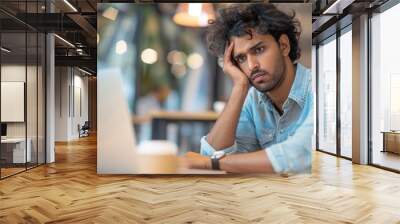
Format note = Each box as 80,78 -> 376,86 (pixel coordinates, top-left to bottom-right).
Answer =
173,3 -> 216,28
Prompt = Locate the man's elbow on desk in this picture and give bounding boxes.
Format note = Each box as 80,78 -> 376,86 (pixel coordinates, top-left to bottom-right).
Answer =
185,145 -> 312,174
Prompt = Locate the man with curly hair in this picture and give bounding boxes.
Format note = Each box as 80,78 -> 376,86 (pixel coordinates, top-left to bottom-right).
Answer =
184,3 -> 313,174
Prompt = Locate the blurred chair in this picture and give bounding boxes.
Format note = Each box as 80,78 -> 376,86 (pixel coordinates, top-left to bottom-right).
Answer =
79,121 -> 90,138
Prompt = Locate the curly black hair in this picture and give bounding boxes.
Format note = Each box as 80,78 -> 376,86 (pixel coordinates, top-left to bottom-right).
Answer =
206,3 -> 301,62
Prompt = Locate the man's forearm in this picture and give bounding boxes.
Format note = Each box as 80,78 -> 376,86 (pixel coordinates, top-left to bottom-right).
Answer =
219,150 -> 274,173
207,84 -> 248,150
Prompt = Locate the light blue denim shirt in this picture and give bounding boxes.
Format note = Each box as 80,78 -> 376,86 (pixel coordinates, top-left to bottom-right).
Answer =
200,63 -> 314,174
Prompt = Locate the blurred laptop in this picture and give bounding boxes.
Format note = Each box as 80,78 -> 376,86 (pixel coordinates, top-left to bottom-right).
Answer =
97,68 -> 225,174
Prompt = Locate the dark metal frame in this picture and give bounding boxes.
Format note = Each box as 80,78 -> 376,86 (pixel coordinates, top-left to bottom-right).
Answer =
367,9 -> 373,166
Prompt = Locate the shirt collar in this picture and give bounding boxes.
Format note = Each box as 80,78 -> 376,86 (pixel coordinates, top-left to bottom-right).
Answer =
257,63 -> 310,109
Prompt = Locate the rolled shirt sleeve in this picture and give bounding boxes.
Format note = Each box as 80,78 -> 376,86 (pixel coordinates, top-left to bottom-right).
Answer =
200,136 -> 237,156
200,96 -> 260,156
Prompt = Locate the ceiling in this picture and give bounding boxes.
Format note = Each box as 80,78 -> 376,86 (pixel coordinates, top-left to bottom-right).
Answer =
0,0 -> 97,74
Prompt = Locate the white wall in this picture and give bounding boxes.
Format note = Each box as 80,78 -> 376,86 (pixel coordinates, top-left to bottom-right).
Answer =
55,66 -> 69,141
1,65 -> 26,138
1,65 -> 27,143
1,64 -> 46,164
54,67 -> 89,141
1,65 -> 38,138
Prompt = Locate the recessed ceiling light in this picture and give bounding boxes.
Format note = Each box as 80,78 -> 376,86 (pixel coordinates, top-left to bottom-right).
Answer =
1,47 -> 11,53
63,0 -> 78,12
54,34 -> 75,48
322,0 -> 354,15
78,67 -> 93,76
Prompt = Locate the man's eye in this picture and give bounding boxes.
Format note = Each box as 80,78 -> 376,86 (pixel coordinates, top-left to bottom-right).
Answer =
255,47 -> 264,54
237,56 -> 246,64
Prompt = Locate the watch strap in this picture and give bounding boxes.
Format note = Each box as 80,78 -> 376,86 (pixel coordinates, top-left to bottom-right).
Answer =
211,157 -> 220,170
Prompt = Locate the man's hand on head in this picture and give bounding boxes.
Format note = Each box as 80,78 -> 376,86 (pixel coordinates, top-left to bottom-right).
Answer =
223,42 -> 249,88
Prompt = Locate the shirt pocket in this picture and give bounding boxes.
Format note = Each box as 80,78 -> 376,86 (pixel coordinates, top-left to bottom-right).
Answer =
258,128 -> 275,148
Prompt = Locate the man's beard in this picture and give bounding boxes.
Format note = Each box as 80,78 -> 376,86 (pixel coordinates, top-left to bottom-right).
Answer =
249,69 -> 285,93
249,56 -> 286,93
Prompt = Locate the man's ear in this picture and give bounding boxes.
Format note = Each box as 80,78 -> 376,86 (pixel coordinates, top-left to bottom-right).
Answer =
278,34 -> 291,57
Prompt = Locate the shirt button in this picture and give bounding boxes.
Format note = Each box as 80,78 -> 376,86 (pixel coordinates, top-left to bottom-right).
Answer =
280,129 -> 284,133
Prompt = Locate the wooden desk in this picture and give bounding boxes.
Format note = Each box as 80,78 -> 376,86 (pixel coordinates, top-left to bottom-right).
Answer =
150,111 -> 219,140
381,131 -> 400,154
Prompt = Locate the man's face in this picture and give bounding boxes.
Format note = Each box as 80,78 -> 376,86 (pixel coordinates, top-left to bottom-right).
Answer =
231,32 -> 287,92
155,85 -> 171,102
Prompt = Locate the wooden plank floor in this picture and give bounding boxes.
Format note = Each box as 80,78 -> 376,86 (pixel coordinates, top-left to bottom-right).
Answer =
1,134 -> 400,223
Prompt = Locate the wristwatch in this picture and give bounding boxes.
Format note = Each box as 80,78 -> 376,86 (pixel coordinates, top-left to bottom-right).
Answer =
211,151 -> 226,170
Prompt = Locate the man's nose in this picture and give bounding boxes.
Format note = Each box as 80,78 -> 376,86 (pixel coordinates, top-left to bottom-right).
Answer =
247,55 -> 259,72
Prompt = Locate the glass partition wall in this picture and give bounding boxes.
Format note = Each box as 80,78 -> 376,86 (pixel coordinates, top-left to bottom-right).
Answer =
316,25 -> 353,159
0,30 -> 28,177
317,35 -> 337,155
370,2 -> 400,172
0,2 -> 46,179
315,0 -> 400,172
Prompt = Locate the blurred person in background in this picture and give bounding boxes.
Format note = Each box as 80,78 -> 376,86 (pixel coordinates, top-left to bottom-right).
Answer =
135,83 -> 175,142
